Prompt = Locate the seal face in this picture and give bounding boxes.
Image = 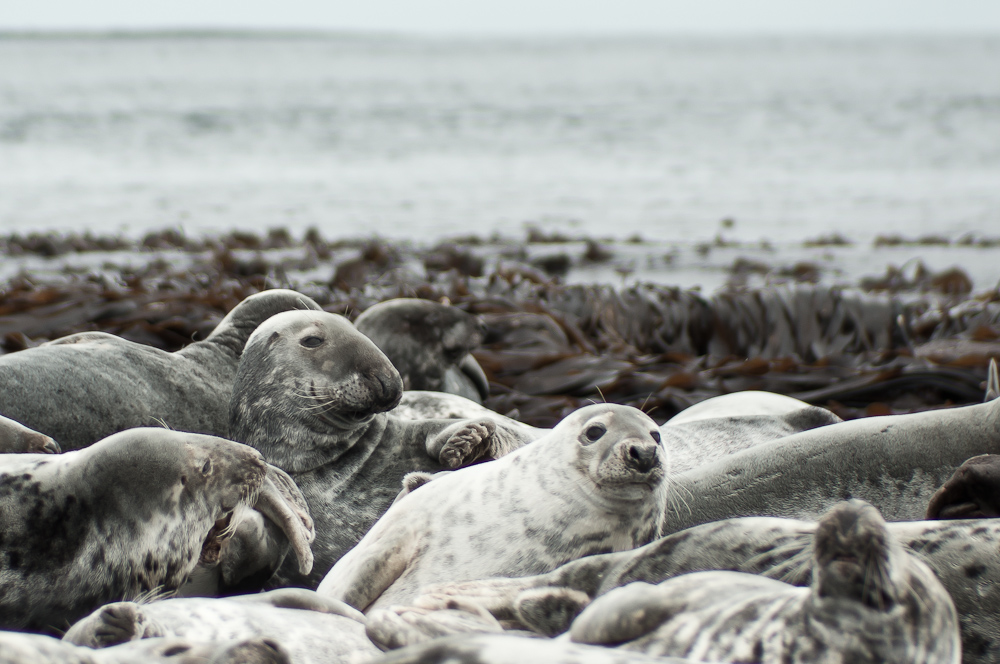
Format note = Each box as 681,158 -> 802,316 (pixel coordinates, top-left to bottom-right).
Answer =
0,289 -> 322,450
0,428 -> 266,632
318,403 -> 667,612
354,298 -> 490,403
229,310 -> 536,587
569,501 -> 960,664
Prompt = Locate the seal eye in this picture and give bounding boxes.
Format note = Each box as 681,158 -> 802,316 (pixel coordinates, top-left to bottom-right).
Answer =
300,336 -> 324,348
201,459 -> 213,476
651,430 -> 661,443
584,424 -> 606,443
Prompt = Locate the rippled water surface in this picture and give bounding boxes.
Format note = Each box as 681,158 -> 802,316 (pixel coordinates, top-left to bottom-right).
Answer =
1,33 -> 998,243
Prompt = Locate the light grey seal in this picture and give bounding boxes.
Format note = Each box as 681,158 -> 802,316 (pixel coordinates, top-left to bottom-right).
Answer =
0,414 -> 59,454
64,589 -> 379,664
318,404 -> 667,611
371,633 -> 699,664
0,428 -> 266,632
354,298 -> 490,403
0,289 -> 322,450
0,631 -> 288,664
229,310 -> 537,587
567,503 -> 960,664
660,391 -> 842,473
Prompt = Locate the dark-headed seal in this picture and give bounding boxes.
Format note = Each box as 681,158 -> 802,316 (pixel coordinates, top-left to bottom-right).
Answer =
317,404 -> 667,611
567,503 -> 960,664
354,298 -> 490,403
0,414 -> 59,454
63,589 -> 378,664
927,453 -> 1000,519
0,428 -> 266,632
229,310 -> 537,587
0,289 -> 321,450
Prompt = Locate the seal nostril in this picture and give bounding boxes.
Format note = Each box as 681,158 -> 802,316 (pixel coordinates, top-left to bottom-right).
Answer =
627,444 -> 657,473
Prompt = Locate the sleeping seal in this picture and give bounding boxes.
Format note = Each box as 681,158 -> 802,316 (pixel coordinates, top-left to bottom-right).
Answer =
0,414 -> 59,454
354,298 -> 490,403
229,310 -> 537,587
0,428 -> 266,632
317,403 -> 667,611
63,589 -> 379,664
0,289 -> 321,450
568,501 -> 960,664
0,632 -> 288,664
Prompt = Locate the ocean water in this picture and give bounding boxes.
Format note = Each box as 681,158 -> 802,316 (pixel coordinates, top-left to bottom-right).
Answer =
1,33 -> 999,245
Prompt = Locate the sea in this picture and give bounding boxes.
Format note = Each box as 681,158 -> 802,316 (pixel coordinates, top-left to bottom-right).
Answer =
1,32 -> 999,288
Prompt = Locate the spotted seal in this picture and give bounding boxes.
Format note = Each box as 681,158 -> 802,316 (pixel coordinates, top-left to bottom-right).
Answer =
354,298 -> 490,403
0,289 -> 322,450
0,428 -> 266,632
0,414 -> 59,454
317,403 -> 667,611
566,502 -> 960,664
63,589 -> 379,664
0,631 -> 288,664
229,310 -> 537,587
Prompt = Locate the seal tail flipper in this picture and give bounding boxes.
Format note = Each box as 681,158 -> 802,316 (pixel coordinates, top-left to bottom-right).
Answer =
986,358 -> 999,403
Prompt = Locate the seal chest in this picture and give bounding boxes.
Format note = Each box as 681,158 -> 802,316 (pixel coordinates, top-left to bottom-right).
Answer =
318,403 -> 668,611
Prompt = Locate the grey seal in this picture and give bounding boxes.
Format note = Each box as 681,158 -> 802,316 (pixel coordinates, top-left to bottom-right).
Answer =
0,414 -> 59,454
0,289 -> 321,450
567,502 -> 960,664
0,428 -> 266,632
64,589 -> 379,664
318,403 -> 667,611
229,310 -> 537,587
0,632 -> 288,664
926,453 -> 1000,519
354,298 -> 490,403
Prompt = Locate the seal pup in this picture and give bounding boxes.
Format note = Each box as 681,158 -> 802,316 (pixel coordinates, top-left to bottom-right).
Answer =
0,414 -> 59,454
568,501 -> 960,664
230,310 -> 537,587
354,298 -> 490,403
661,391 -> 841,473
64,589 -> 379,664
317,403 -> 667,611
0,428 -> 266,632
0,631 -> 289,664
370,633 -> 699,664
0,289 -> 322,450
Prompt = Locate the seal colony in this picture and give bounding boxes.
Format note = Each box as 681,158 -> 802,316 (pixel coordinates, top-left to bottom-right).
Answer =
1,286 -> 998,664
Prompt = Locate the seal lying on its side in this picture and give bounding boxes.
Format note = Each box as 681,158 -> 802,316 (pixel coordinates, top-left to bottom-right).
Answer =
0,289 -> 322,450
0,632 -> 288,664
63,589 -> 379,664
660,391 -> 841,473
354,298 -> 490,403
0,414 -> 59,454
230,310 -> 538,587
568,502 -> 960,664
0,428 -> 266,632
371,634 -> 700,664
318,404 -> 667,611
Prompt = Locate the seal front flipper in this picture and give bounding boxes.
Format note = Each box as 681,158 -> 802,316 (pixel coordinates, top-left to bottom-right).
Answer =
569,582 -> 678,646
229,588 -> 365,623
986,358 -> 999,402
317,524 -> 418,612
62,601 -> 162,648
428,419 -> 497,468
253,467 -> 315,575
366,601 -> 503,650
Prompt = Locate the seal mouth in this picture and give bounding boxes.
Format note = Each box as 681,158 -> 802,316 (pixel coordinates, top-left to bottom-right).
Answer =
199,509 -> 235,565
307,384 -> 376,429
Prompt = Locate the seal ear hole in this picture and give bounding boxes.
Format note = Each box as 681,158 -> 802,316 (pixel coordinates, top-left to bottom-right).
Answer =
180,474 -> 187,486
650,430 -> 661,443
201,459 -> 213,476
583,424 -> 606,444
300,335 -> 324,348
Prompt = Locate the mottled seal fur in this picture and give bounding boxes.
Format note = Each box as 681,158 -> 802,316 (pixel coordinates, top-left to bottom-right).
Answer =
371,633 -> 698,664
567,501 -> 960,664
318,404 -> 667,611
0,428 -> 266,632
64,589 -> 378,664
0,631 -> 289,664
661,391 -> 841,473
0,289 -> 322,450
229,310 -> 536,586
662,397 -> 1000,528
354,298 -> 490,403
0,414 -> 59,454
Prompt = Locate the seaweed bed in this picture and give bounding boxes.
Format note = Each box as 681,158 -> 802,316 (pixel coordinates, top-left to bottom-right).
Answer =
2,228 -> 999,427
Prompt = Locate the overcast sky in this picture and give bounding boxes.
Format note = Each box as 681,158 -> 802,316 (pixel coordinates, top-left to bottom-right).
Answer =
4,0 -> 1000,34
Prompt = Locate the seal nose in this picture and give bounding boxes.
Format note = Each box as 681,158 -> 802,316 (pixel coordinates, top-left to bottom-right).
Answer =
626,442 -> 658,473
371,370 -> 403,412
